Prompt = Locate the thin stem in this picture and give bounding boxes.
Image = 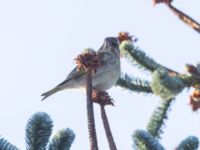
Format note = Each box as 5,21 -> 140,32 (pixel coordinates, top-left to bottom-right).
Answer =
100,105 -> 117,150
168,3 -> 200,34
86,69 -> 99,150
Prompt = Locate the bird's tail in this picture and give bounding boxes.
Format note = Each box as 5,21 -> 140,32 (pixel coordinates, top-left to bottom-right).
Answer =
41,87 -> 60,101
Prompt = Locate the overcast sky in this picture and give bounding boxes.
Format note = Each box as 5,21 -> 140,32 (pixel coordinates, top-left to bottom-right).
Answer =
0,0 -> 200,149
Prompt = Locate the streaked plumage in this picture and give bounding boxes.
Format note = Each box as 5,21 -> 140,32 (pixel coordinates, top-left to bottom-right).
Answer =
41,37 -> 121,100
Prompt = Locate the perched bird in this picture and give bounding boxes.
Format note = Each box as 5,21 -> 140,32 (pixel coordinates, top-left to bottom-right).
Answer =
41,37 -> 121,100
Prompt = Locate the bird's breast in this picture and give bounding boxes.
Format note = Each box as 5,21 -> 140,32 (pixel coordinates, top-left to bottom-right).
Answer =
92,59 -> 120,90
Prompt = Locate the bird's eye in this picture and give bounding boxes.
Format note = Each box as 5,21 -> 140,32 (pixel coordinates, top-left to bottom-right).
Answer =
111,40 -> 118,47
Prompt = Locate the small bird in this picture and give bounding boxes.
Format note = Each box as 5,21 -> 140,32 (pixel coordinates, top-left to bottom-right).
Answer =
41,37 -> 121,100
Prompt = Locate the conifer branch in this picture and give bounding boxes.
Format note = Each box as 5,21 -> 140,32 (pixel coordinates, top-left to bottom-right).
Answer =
0,137 -> 19,150
151,69 -> 184,100
147,99 -> 173,139
176,136 -> 199,150
0,112 -> 74,150
48,128 -> 75,150
120,41 -> 163,72
133,130 -> 165,150
178,74 -> 200,88
25,112 -> 53,150
117,73 -> 152,94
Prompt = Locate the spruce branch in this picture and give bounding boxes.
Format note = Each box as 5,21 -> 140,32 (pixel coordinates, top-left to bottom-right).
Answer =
25,112 -> 53,150
147,99 -> 174,139
0,137 -> 19,150
120,41 -> 163,72
116,73 -> 153,94
92,90 -> 117,150
168,3 -> 200,34
176,136 -> 199,150
133,130 -> 165,150
0,112 -> 74,150
178,74 -> 196,87
178,74 -> 200,89
151,68 -> 185,100
75,49 -> 100,150
48,128 -> 75,150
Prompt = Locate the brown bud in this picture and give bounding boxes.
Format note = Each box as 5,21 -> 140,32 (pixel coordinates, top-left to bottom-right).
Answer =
189,89 -> 200,111
117,32 -> 137,43
92,90 -> 114,106
185,64 -> 200,76
75,49 -> 101,72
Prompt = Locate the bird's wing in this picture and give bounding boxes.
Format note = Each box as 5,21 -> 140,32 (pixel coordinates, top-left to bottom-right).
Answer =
58,50 -> 113,87
58,67 -> 86,86
98,51 -> 114,66
67,67 -> 86,80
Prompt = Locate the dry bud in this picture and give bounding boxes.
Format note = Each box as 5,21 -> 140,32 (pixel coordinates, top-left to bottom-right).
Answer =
189,89 -> 200,111
117,32 -> 137,43
185,64 -> 200,76
75,48 -> 101,72
92,90 -> 114,106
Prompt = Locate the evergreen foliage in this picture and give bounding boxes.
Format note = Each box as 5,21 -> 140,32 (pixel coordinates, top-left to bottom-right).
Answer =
117,73 -> 152,94
133,130 -> 165,150
48,128 -> 75,150
176,136 -> 199,150
151,69 -> 185,100
147,99 -> 173,138
25,112 -> 53,150
120,41 -> 163,72
0,137 -> 19,150
118,31 -> 199,149
0,112 -> 75,150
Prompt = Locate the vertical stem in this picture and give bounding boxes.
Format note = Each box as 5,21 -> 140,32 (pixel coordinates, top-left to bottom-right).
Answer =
100,105 -> 117,150
168,4 -> 200,34
86,69 -> 99,150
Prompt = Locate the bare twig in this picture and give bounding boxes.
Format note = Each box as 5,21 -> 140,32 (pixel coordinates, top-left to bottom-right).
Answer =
86,70 -> 99,150
168,3 -> 200,34
92,91 -> 117,150
101,105 -> 117,150
152,0 -> 172,5
152,1 -> 200,34
75,49 -> 100,150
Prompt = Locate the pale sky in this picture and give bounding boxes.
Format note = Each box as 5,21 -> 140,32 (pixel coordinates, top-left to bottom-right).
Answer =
0,0 -> 200,149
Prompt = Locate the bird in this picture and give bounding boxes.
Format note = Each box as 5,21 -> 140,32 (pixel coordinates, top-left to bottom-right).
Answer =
41,37 -> 121,100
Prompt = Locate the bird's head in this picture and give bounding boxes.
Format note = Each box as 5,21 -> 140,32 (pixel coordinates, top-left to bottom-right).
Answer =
99,37 -> 120,56
104,37 -> 119,48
